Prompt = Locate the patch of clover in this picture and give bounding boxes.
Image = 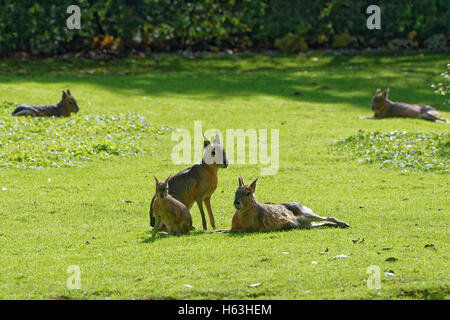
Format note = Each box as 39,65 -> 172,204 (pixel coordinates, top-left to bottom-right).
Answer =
0,101 -> 171,169
334,130 -> 449,173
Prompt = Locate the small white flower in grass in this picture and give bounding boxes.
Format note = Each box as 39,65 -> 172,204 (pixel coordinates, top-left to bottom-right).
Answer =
311,261 -> 318,265
183,284 -> 193,288
2,187 -> 6,191
333,254 -> 349,259
48,178 -> 51,182
282,252 -> 289,255
384,272 -> 395,278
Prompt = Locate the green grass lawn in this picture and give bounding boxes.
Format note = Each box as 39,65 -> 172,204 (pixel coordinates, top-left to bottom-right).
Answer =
0,53 -> 449,300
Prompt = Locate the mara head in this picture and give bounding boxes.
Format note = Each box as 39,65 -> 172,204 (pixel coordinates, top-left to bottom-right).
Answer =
234,176 -> 258,211
61,90 -> 79,114
371,88 -> 389,111
154,174 -> 171,200
202,134 -> 229,168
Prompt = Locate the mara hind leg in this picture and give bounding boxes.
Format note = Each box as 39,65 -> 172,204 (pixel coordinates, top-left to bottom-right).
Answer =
282,202 -> 349,228
297,214 -> 350,229
359,116 -> 381,119
420,110 -> 448,123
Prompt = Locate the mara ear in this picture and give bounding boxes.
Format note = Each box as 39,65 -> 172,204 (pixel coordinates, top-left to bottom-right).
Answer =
164,174 -> 172,184
382,88 -> 389,99
249,177 -> 259,193
238,176 -> 244,187
62,90 -> 68,98
212,134 -> 221,145
203,134 -> 211,148
67,89 -> 72,96
153,174 -> 159,184
375,88 -> 382,95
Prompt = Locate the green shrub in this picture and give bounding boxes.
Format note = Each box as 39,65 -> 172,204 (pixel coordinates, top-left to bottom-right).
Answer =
0,0 -> 448,55
331,31 -> 356,48
274,34 -> 308,53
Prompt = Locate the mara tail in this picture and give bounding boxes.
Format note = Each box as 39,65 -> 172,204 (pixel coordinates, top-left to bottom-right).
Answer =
12,106 -> 33,117
149,194 -> 156,227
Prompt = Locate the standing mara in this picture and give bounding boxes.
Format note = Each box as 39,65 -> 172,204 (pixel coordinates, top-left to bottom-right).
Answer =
150,134 -> 228,230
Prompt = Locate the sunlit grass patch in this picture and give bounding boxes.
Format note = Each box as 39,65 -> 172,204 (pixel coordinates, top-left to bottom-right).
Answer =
334,130 -> 449,173
0,102 -> 170,169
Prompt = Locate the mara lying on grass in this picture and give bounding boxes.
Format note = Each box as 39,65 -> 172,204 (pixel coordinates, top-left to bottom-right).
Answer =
216,177 -> 349,233
152,175 -> 192,236
361,88 -> 448,122
12,90 -> 79,117
150,134 -> 228,231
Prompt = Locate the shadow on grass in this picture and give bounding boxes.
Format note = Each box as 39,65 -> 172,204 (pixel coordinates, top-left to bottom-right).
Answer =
140,230 -> 208,243
1,53 -> 448,112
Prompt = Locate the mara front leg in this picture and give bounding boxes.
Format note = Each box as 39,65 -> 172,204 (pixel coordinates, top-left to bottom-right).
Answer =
203,197 -> 216,230
196,198 -> 208,230
153,215 -> 163,233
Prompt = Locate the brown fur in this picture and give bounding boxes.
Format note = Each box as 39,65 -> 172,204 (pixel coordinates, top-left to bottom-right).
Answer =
150,134 -> 228,230
12,90 -> 79,117
152,175 -> 192,236
366,88 -> 448,122
217,177 -> 349,233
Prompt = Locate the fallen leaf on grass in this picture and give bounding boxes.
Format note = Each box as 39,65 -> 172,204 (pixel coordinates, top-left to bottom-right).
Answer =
249,283 -> 262,287
120,200 -> 133,204
385,257 -> 398,262
333,254 -> 349,259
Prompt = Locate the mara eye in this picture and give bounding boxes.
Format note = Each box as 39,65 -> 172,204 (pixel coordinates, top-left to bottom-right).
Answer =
211,151 -> 215,156
246,192 -> 251,196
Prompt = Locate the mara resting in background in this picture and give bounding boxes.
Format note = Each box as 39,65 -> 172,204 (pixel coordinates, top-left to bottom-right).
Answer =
152,175 -> 192,236
149,134 -> 228,230
217,177 -> 349,233
362,88 -> 448,122
12,90 -> 79,117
